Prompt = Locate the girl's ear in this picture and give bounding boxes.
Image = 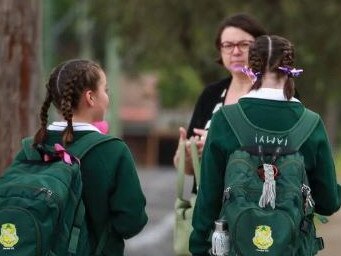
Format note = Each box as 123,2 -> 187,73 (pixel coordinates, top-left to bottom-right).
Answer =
84,90 -> 95,107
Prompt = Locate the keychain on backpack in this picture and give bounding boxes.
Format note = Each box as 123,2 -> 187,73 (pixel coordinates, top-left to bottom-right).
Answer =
257,146 -> 282,209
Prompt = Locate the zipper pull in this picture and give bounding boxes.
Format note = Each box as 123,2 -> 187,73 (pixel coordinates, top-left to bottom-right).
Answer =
301,184 -> 315,211
39,187 -> 53,199
223,187 -> 231,202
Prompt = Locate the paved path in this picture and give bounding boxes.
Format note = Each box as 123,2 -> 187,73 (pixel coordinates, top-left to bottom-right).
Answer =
125,168 -> 176,256
125,168 -> 341,255
317,172 -> 341,255
317,206 -> 341,255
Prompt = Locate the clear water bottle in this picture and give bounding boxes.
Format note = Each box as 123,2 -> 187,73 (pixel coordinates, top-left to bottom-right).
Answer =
211,220 -> 229,256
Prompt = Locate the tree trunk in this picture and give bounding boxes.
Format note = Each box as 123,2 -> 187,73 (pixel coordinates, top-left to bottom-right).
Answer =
0,0 -> 41,171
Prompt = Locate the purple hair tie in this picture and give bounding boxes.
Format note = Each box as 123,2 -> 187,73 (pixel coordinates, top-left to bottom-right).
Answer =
241,66 -> 262,84
278,66 -> 303,77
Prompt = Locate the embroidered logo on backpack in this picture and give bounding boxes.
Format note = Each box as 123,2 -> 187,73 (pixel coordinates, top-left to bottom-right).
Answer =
0,223 -> 19,249
252,225 -> 273,251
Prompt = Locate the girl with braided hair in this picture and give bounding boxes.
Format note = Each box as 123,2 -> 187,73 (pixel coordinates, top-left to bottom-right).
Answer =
14,59 -> 148,255
190,35 -> 340,255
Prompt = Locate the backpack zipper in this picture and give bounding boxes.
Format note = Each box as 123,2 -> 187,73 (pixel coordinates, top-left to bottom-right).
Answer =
0,184 -> 62,210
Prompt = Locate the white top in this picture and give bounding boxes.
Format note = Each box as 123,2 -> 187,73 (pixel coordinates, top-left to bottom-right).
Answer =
205,88 -> 300,130
240,88 -> 300,102
47,121 -> 101,132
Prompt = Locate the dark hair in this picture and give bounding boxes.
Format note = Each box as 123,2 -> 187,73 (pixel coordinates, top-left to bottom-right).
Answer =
215,13 -> 267,64
248,35 -> 296,99
34,59 -> 102,146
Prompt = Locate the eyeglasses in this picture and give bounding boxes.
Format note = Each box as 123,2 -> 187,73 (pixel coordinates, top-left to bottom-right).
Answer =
220,40 -> 254,54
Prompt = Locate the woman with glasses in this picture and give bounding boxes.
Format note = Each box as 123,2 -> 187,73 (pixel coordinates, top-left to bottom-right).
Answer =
173,13 -> 267,187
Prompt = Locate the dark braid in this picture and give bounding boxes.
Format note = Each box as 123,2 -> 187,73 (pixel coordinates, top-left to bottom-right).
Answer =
249,35 -> 296,99
249,45 -> 265,90
280,46 -> 295,99
60,79 -> 75,145
33,85 -> 52,146
34,59 -> 102,147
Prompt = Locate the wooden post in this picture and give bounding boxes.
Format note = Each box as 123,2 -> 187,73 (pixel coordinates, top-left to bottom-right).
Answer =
0,0 -> 41,171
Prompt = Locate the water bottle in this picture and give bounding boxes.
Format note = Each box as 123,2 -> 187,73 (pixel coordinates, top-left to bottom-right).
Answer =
211,220 -> 229,256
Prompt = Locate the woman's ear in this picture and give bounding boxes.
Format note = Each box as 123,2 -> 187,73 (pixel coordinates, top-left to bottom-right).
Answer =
85,90 -> 95,107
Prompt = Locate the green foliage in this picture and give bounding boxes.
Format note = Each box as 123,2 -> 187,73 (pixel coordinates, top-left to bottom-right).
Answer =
48,0 -> 341,92
90,0 -> 231,80
45,0 -> 341,146
158,65 -> 203,109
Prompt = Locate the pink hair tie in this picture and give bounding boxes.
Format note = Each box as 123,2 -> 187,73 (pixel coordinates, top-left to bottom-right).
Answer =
54,143 -> 73,164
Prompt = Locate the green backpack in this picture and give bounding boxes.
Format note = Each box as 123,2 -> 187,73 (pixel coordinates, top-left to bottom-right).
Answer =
216,104 -> 324,256
0,132 -> 115,256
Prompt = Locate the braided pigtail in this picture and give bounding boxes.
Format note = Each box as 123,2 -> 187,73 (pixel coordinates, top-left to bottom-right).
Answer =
61,78 -> 75,146
33,85 -> 52,147
249,38 -> 267,90
281,46 -> 295,99
249,54 -> 264,90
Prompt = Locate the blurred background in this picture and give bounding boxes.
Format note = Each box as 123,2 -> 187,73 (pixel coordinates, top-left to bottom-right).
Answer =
1,0 -> 340,255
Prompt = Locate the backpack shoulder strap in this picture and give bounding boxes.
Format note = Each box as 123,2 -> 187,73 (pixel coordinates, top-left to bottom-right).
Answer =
222,103 -> 320,151
21,132 -> 118,161
287,109 -> 320,151
221,103 -> 257,147
22,137 -> 41,160
67,132 -> 119,159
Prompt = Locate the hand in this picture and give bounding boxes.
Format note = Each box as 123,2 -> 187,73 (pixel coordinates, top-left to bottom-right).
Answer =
193,128 -> 207,142
178,126 -> 187,142
193,128 -> 207,157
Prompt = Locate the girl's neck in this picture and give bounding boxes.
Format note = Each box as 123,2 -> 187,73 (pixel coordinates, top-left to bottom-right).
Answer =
261,72 -> 286,89
71,114 -> 93,124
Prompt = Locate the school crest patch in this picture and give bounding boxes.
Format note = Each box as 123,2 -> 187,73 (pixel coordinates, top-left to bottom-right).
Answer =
252,225 -> 273,251
0,223 -> 19,249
